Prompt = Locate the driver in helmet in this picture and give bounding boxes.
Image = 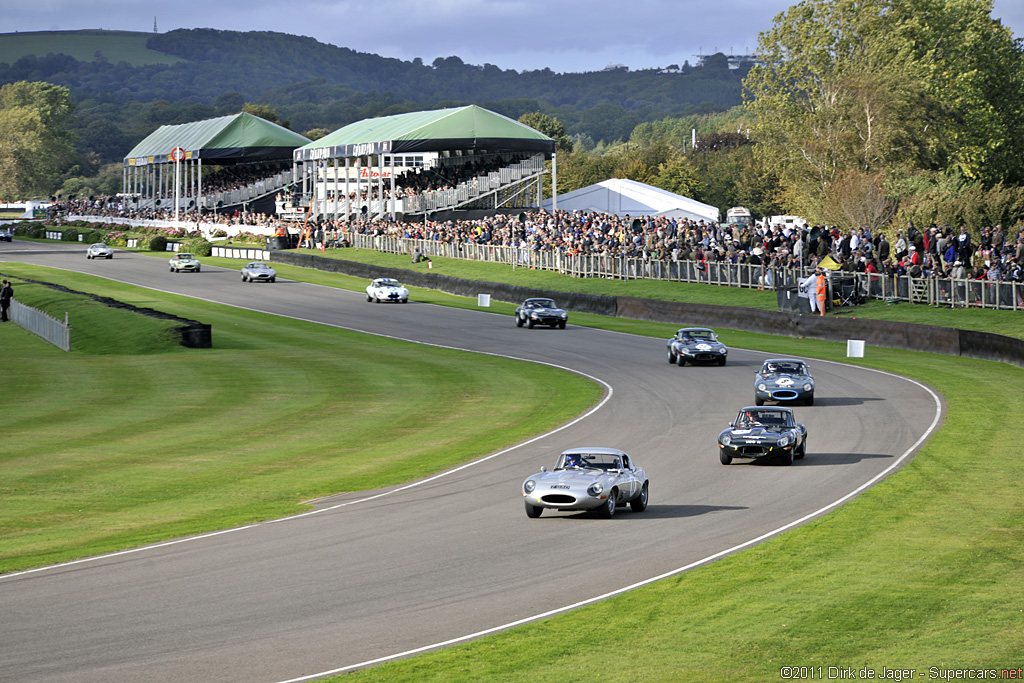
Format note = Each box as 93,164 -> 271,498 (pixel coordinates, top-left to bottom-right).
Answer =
563,453 -> 581,468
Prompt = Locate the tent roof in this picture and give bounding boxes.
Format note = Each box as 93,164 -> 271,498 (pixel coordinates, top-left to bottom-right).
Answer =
124,112 -> 310,166
543,178 -> 721,222
294,105 -> 555,161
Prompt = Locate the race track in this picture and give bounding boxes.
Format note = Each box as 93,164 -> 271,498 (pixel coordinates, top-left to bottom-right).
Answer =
0,241 -> 942,683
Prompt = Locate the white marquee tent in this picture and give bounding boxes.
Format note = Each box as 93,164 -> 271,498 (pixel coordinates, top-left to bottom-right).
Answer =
542,178 -> 720,223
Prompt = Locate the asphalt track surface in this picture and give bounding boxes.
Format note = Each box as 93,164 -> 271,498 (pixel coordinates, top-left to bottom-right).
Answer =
0,241 -> 942,683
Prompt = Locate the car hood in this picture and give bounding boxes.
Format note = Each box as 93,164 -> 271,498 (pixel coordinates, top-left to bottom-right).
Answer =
761,374 -> 810,386
529,469 -> 612,487
528,307 -> 565,315
674,340 -> 725,350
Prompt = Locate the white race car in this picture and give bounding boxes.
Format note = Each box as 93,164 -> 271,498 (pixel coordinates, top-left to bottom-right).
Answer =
86,243 -> 113,259
366,277 -> 409,303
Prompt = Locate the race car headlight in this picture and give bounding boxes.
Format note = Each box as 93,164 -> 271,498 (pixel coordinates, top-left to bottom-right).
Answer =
560,312 -> 567,318
757,383 -> 767,392
778,435 -> 791,447
804,382 -> 814,391
587,483 -> 604,497
718,348 -> 726,354
721,435 -> 731,446
523,480 -> 536,494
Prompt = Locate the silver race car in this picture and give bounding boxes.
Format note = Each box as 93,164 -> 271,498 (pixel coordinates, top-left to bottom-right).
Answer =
86,242 -> 113,259
169,253 -> 201,273
240,261 -> 276,283
718,406 -> 808,466
521,447 -> 648,518
365,277 -> 409,303
666,327 -> 728,366
754,358 -> 815,406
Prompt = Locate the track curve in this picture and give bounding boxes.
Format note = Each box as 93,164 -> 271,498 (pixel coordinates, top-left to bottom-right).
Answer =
0,242 -> 942,683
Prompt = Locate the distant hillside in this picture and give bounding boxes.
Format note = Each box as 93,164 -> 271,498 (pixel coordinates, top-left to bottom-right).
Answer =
0,29 -> 183,66
0,28 -> 747,162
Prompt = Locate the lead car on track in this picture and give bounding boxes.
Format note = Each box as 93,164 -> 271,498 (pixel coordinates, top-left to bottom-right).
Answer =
521,447 -> 648,518
365,277 -> 409,303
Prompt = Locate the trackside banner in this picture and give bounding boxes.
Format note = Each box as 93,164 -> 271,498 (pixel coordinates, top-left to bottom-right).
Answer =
294,141 -> 393,162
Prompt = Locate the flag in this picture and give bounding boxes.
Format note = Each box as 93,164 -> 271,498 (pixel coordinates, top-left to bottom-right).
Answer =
819,255 -> 842,271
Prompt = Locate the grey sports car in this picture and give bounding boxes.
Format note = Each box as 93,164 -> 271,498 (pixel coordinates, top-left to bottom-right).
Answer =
718,406 -> 808,466
515,297 -> 568,329
240,261 -> 276,283
754,358 -> 815,406
169,253 -> 201,272
666,327 -> 728,366
86,242 -> 113,259
521,447 -> 648,518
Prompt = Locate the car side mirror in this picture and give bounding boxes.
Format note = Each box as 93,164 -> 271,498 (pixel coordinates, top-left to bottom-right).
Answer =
540,466 -> 547,472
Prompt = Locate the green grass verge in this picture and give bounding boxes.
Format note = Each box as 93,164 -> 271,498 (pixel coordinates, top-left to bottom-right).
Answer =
0,264 -> 601,575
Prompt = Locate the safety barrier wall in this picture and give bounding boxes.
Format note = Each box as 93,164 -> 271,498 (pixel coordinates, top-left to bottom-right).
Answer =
211,247 -> 271,260
268,252 -> 1024,368
10,300 -> 70,351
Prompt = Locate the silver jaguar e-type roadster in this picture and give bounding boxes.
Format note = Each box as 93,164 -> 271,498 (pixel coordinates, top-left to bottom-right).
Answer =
521,447 -> 648,519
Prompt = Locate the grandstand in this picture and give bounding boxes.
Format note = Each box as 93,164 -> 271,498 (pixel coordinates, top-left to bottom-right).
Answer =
291,105 -> 556,222
121,112 -> 310,216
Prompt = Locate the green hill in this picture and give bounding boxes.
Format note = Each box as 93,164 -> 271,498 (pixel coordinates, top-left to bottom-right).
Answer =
0,29 -> 183,66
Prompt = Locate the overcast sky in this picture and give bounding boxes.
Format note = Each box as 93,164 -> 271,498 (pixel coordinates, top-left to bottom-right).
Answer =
6,0 -> 1024,73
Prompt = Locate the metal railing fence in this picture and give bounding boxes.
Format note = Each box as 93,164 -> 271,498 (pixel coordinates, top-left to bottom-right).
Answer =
335,231 -> 1024,311
10,299 -> 70,351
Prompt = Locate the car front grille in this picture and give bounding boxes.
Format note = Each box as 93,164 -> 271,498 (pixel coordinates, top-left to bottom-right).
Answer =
770,390 -> 799,400
540,494 -> 577,505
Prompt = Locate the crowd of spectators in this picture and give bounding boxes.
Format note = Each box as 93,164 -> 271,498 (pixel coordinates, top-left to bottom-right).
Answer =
305,211 -> 1024,282
319,153 -> 532,202
201,162 -> 291,195
53,196 -> 1024,283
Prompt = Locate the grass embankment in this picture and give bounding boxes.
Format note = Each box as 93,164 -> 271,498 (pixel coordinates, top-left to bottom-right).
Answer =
0,264 -> 601,575
289,245 -> 1024,340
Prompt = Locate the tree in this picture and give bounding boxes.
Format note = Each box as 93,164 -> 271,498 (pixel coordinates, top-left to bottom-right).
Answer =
242,103 -> 290,129
518,111 -> 573,152
0,81 -> 77,199
653,158 -> 706,201
744,0 -> 1024,223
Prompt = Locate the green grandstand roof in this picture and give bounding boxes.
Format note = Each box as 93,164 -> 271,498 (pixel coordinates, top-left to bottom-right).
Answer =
294,105 -> 555,161
124,112 -> 310,166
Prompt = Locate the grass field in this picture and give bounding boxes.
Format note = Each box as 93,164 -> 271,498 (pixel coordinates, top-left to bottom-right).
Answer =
0,30 -> 183,66
3,248 -> 1022,681
0,264 -> 601,574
